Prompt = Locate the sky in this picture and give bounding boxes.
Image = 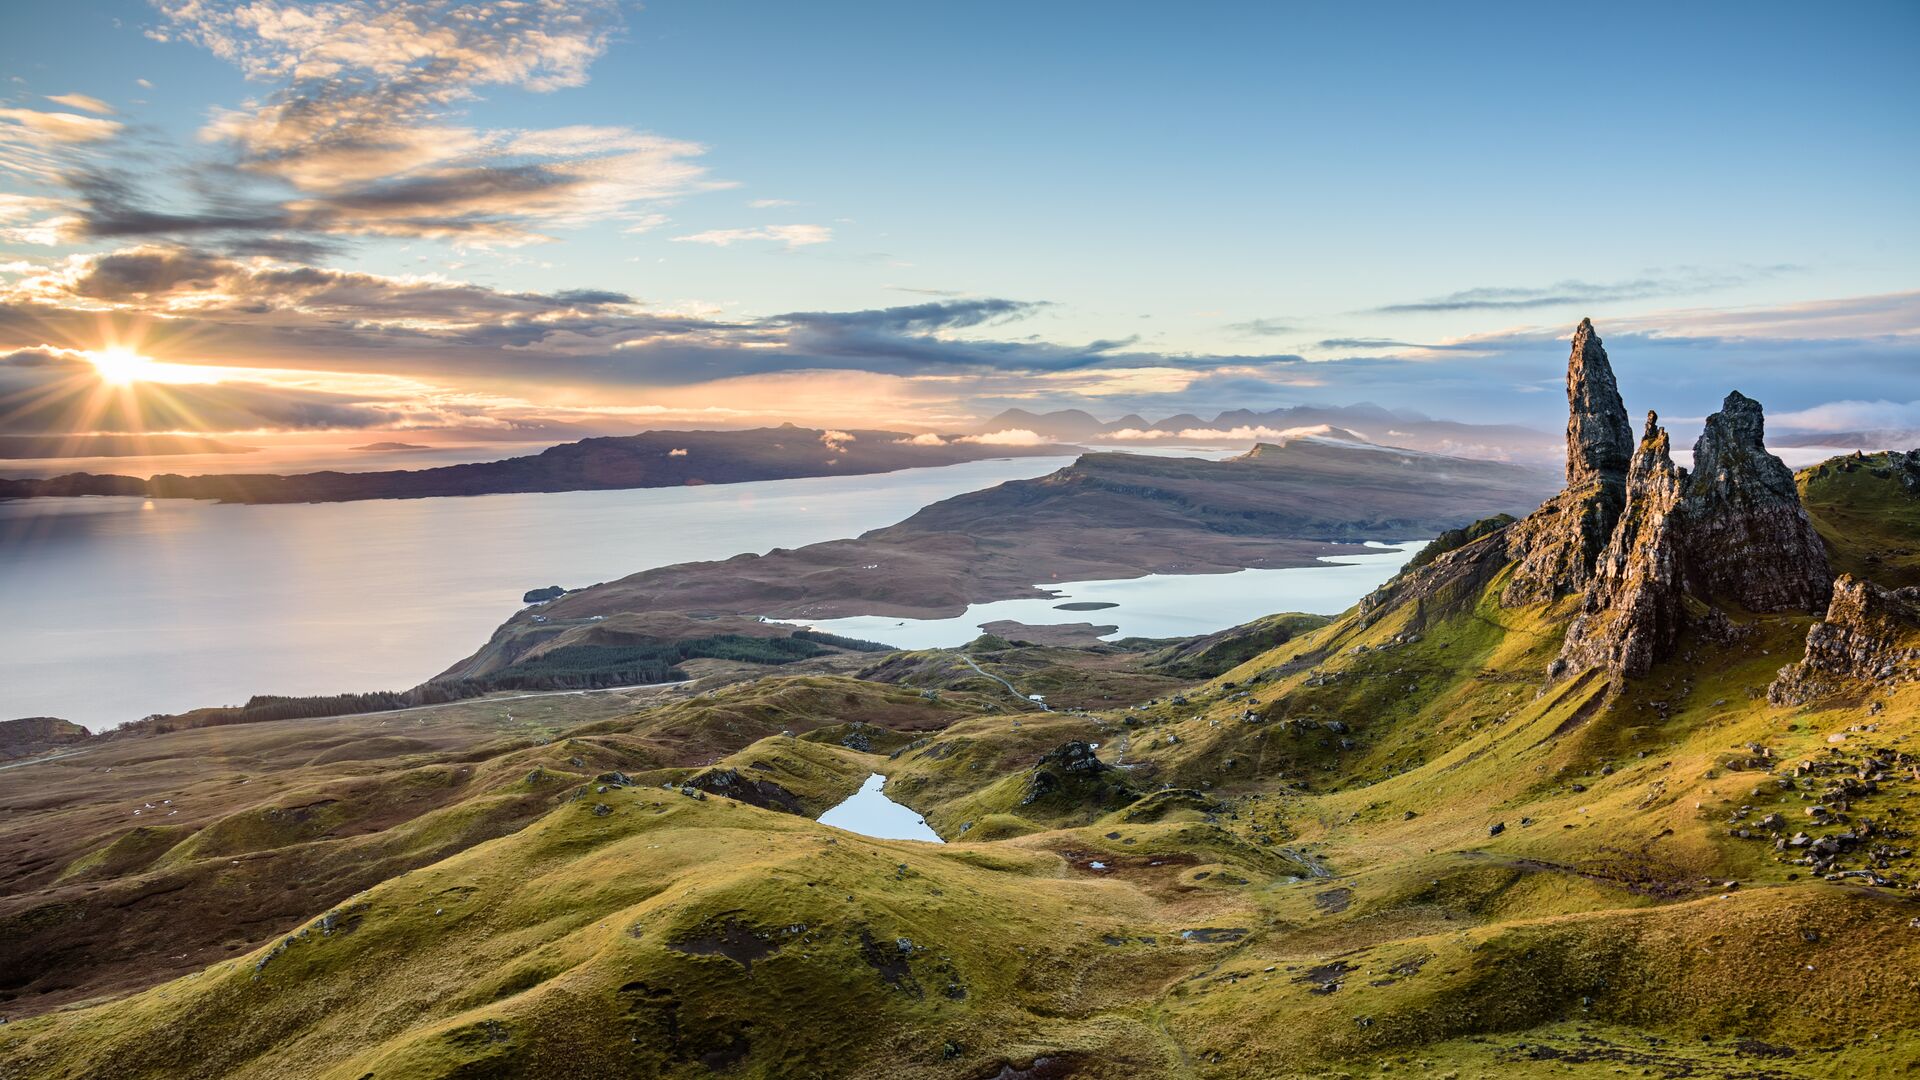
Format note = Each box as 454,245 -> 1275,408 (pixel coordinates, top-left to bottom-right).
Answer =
0,0 -> 1916,454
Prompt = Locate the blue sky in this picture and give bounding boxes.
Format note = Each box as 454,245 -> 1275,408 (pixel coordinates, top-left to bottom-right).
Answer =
0,0 -> 1915,446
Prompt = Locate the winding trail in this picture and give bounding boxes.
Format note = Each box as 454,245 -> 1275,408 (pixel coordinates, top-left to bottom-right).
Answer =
959,654 -> 1052,712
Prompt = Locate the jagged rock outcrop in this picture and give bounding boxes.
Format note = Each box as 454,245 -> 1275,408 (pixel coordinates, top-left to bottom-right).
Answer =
683,767 -> 807,814
1554,414 -> 1692,680
1682,391 -> 1833,613
1360,521 -> 1515,629
1549,394 -> 1834,684
1018,741 -> 1137,810
1496,320 -> 1835,685
1504,319 -> 1633,604
1768,575 -> 1920,705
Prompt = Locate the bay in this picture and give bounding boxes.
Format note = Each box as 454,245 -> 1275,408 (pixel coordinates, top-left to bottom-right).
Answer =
0,457 -> 1074,727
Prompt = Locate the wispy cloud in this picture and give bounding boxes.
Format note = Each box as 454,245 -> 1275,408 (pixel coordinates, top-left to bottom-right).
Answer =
1371,267 -> 1802,314
44,93 -> 114,115
672,224 -> 833,249
1769,398 -> 1920,434
1225,317 -> 1296,336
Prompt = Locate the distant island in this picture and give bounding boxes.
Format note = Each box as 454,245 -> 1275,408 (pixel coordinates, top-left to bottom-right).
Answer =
0,425 -> 1074,504
349,441 -> 433,452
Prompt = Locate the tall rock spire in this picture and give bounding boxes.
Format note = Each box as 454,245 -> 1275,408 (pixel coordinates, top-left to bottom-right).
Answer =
1502,319 -> 1633,604
1564,318 -> 1633,488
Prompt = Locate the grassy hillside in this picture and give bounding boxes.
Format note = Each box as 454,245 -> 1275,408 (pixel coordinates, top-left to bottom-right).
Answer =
1800,450 -> 1920,588
3,454 -> 1917,1078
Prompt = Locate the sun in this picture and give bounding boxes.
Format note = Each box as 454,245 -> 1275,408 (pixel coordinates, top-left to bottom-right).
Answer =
84,347 -> 221,387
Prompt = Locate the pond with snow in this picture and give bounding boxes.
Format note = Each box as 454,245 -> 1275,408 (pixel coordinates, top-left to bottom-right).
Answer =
782,541 -> 1422,651
816,774 -> 944,842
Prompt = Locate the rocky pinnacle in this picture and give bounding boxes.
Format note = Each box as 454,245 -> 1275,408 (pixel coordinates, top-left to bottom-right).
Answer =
1565,318 -> 1633,488
1502,319 -> 1634,603
1547,388 -> 1837,684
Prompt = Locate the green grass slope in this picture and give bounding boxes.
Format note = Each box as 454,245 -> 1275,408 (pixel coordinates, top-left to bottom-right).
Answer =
6,459 -> 1919,1078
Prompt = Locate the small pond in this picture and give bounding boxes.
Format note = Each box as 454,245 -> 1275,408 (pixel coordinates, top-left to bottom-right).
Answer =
816,774 -> 944,842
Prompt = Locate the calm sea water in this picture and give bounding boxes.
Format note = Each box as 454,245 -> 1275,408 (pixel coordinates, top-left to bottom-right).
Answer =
1,458 -> 1075,728
784,541 -> 1419,650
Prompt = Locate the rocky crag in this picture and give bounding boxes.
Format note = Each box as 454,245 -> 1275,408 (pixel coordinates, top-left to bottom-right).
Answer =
1369,319 -> 1836,686
1501,319 -> 1634,605
1488,321 -> 1836,684
1769,574 -> 1920,705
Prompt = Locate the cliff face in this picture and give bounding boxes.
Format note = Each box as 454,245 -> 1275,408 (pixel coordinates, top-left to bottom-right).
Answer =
1554,414 -> 1690,680
1503,319 -> 1633,605
1769,575 -> 1920,705
1497,321 -> 1833,686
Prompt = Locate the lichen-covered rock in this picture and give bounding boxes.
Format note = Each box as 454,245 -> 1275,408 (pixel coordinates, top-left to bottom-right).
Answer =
1682,391 -> 1832,613
1504,319 -> 1632,604
1018,741 -> 1135,810
683,767 -> 806,814
1768,575 -> 1920,705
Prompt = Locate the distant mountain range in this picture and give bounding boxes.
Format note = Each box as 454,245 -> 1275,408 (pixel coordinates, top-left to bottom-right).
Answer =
975,404 -> 1560,461
0,425 -> 1072,504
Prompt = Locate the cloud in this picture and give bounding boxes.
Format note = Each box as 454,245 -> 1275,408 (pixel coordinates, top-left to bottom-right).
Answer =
52,0 -> 722,248
154,0 -> 617,89
45,93 -> 114,115
1371,267 -> 1801,314
1225,317 -> 1295,336
0,108 -> 123,144
672,224 -> 832,249
1315,337 -> 1426,350
748,198 -> 797,208
1769,399 -> 1920,434
667,447 -> 688,456
820,428 -> 854,453
894,432 -> 947,446
0,108 -> 127,185
11,246 -> 637,327
958,428 -> 1048,446
3,237 -> 1913,441
1097,423 -> 1345,443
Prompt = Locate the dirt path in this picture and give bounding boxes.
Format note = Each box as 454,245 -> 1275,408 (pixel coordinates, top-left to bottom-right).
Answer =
959,654 -> 1052,712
